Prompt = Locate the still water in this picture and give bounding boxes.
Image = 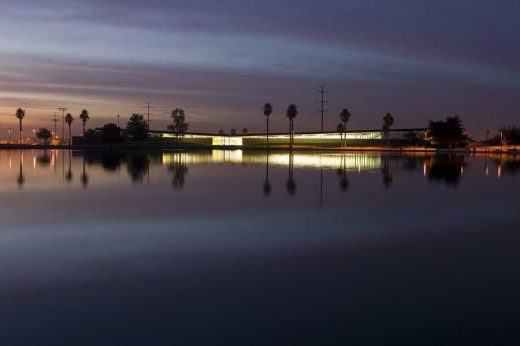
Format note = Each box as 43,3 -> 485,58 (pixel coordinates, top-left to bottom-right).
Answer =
0,149 -> 519,345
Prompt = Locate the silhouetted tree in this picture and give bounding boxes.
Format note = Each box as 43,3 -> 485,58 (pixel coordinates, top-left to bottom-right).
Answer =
79,109 -> 90,136
36,128 -> 52,144
336,123 -> 345,144
498,125 -> 520,145
382,113 -> 395,147
126,113 -> 149,141
230,128 -> 237,135
218,129 -> 225,135
286,104 -> 298,149
168,108 -> 189,141
340,108 -> 351,147
101,123 -> 121,147
65,113 -> 74,145
427,115 -> 466,148
242,128 -> 248,134
84,128 -> 97,138
263,103 -> 273,148
15,108 -> 25,144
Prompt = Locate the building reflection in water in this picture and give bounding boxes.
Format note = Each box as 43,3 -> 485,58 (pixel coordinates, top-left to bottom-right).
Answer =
4,150 -> 519,191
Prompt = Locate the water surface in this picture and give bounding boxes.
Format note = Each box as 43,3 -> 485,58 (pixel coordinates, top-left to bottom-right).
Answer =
0,150 -> 519,345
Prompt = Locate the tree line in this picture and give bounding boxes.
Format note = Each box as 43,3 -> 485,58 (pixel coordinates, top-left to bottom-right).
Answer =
12,105 -> 519,148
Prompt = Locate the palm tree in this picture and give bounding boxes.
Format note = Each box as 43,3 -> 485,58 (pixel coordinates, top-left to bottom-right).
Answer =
15,108 -> 25,144
382,113 -> 395,147
79,109 -> 89,136
65,113 -> 74,145
286,104 -> 298,149
336,123 -> 345,146
263,103 -> 273,148
340,108 -> 351,148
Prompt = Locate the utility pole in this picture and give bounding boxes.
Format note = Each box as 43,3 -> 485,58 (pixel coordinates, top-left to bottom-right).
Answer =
52,112 -> 59,140
117,114 -> 120,128
58,107 -> 68,143
145,102 -> 152,129
317,85 -> 328,132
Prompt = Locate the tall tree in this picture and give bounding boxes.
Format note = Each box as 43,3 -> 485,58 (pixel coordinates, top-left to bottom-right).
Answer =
427,115 -> 466,148
339,108 -> 351,147
263,103 -> 273,148
382,113 -> 395,147
126,113 -> 149,141
286,104 -> 298,149
65,113 -> 74,145
36,128 -> 52,144
336,123 -> 345,144
168,108 -> 189,141
15,108 -> 25,144
79,109 -> 90,136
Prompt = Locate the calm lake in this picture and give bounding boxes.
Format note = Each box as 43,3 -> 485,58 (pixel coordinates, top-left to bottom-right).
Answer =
0,149 -> 519,345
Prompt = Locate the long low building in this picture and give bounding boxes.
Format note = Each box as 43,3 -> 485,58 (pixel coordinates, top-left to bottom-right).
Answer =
151,128 -> 426,147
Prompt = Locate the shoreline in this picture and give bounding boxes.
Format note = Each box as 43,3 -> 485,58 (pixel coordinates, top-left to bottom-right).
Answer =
0,143 -> 517,154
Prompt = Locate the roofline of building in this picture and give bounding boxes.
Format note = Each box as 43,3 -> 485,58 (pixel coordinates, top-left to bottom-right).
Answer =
148,128 -> 427,137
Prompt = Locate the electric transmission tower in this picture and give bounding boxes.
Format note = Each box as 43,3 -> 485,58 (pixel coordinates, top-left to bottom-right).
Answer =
52,112 -> 59,138
58,107 -> 68,142
317,85 -> 328,132
145,102 -> 152,128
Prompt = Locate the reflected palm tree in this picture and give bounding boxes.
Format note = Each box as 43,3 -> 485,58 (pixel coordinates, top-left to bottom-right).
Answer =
16,151 -> 25,188
286,150 -> 296,195
263,151 -> 271,196
126,153 -> 149,184
65,150 -> 73,182
382,157 -> 393,189
337,154 -> 349,192
81,155 -> 89,188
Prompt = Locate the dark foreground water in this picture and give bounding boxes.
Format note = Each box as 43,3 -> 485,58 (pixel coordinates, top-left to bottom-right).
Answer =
0,149 -> 519,345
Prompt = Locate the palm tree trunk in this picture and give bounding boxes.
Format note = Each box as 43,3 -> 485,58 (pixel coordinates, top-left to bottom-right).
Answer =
19,119 -> 22,144
82,122 -> 86,136
68,125 -> 72,146
266,117 -> 269,149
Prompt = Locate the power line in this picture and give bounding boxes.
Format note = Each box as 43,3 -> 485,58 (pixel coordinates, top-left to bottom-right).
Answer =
317,85 -> 328,132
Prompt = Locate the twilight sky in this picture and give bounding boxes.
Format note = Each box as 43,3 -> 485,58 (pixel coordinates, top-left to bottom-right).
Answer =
0,0 -> 519,136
